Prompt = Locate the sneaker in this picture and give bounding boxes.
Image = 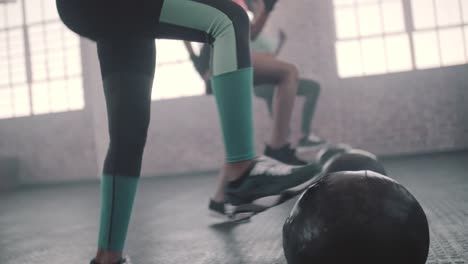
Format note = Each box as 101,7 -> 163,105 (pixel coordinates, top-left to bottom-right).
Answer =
264,144 -> 308,165
297,133 -> 326,150
224,156 -> 323,218
208,199 -> 253,222
90,256 -> 131,264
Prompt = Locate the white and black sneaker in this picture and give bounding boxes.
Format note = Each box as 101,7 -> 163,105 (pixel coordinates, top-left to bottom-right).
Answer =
224,156 -> 323,218
208,199 -> 254,222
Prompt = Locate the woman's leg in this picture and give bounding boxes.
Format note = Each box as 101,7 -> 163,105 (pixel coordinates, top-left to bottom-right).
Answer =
253,84 -> 275,116
155,0 -> 256,203
252,53 -> 299,149
95,38 -> 156,264
296,79 -> 324,146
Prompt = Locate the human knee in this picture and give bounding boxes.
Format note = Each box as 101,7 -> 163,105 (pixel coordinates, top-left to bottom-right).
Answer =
289,64 -> 300,80
109,120 -> 149,162
279,63 -> 299,82
211,2 -> 250,44
227,3 -> 250,41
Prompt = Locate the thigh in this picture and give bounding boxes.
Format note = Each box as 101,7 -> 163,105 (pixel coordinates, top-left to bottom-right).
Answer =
156,0 -> 250,74
156,0 -> 245,41
57,0 -> 165,40
252,53 -> 292,85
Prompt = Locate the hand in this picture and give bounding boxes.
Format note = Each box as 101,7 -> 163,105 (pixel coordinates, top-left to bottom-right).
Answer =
250,0 -> 265,14
263,0 -> 278,12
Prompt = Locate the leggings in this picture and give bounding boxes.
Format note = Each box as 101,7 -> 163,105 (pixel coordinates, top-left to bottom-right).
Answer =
57,0 -> 252,177
254,79 -> 321,136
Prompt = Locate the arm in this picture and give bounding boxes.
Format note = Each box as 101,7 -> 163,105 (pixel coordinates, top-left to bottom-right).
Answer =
250,10 -> 270,41
183,41 -> 197,60
249,0 -> 278,41
274,29 -> 287,56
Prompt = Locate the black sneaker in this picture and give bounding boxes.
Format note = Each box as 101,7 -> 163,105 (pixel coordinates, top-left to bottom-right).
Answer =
90,256 -> 131,264
264,144 -> 307,165
209,199 -> 253,222
224,156 -> 323,218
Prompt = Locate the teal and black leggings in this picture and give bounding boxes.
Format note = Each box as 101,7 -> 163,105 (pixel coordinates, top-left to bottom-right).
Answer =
57,0 -> 255,251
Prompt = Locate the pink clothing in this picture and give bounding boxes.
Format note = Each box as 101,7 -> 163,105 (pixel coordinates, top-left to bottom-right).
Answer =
233,0 -> 248,11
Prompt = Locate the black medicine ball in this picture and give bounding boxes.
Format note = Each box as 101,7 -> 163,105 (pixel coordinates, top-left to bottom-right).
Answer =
283,171 -> 430,264
323,149 -> 387,175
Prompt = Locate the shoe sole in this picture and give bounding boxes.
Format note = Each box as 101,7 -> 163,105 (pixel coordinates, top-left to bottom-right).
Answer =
225,173 -> 324,218
296,142 -> 327,153
209,209 -> 253,223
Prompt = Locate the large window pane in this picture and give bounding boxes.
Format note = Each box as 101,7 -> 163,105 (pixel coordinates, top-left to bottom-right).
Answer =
438,27 -> 465,66
336,40 -> 363,77
413,30 -> 440,69
334,0 -> 355,6
43,0 -> 59,21
411,0 -> 436,30
385,34 -> 412,72
361,37 -> 387,74
49,80 -> 69,112
462,0 -> 468,23
152,62 -> 204,100
0,88 -> 13,119
465,26 -> 468,59
156,40 -> 189,64
358,4 -> 383,36
357,0 -> 379,4
67,78 -> 84,110
6,0 -> 23,28
434,0 -> 461,27
382,1 -> 405,33
32,82 -> 50,114
13,85 -> 31,117
7,29 -> 26,85
0,5 -> 6,29
25,0 -> 43,24
335,7 -> 359,39
0,64 -> 8,87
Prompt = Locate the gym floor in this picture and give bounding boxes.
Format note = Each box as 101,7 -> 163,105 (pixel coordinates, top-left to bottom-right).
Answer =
1,151 -> 467,264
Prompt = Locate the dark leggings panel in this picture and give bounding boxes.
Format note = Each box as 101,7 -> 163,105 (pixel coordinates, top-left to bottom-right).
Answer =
97,38 -> 156,78
101,75 -> 154,177
56,0 -> 164,40
97,39 -> 155,177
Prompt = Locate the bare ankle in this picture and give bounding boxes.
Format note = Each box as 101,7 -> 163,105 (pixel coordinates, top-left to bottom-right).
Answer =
223,159 -> 254,181
95,249 -> 122,264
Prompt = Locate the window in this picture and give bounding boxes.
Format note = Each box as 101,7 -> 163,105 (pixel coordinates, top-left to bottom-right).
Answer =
152,40 -> 205,101
333,0 -> 468,78
0,0 -> 83,120
411,0 -> 468,68
334,0 -> 412,78
0,0 -> 29,118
